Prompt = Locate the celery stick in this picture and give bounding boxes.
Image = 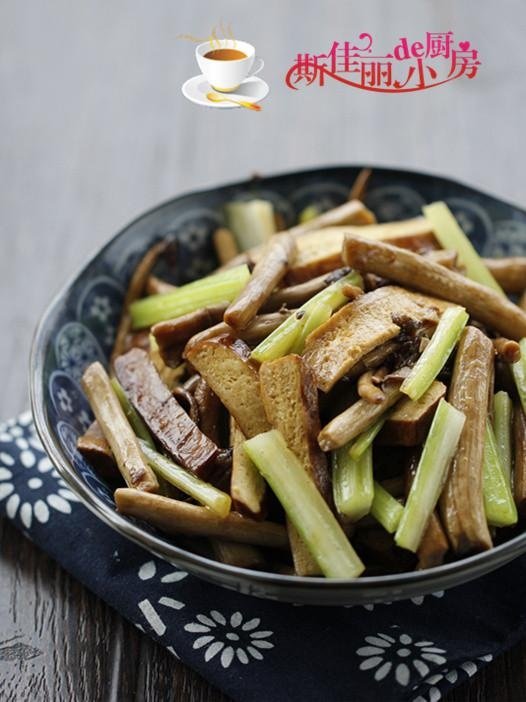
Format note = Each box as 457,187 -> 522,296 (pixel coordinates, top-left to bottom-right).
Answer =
224,200 -> 276,251
370,481 -> 404,533
130,264 -> 250,328
251,270 -> 363,363
400,306 -> 469,401
290,300 -> 332,355
492,391 -> 513,486
483,420 -> 518,527
332,443 -> 374,523
512,338 -> 526,415
139,441 -> 231,517
244,430 -> 364,578
298,204 -> 321,224
423,202 -> 505,294
111,377 -> 154,449
395,399 -> 465,552
349,417 -> 386,461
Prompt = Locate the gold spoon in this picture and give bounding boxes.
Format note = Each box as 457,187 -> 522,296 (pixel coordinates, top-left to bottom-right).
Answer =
206,92 -> 262,111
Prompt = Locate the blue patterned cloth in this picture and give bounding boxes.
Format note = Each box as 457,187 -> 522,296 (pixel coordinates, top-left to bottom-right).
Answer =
2,411 -> 525,702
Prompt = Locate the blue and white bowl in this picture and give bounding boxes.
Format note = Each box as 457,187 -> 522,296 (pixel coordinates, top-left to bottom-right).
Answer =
30,165 -> 526,605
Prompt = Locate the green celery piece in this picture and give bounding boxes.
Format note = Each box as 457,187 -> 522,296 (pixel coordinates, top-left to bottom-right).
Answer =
370,481 -> 404,534
400,305 -> 469,401
483,420 -> 518,527
512,338 -> 526,415
332,443 -> 374,523
129,264 -> 250,328
423,202 -> 505,294
244,430 -> 364,578
492,391 -> 513,487
224,199 -> 276,250
395,399 -> 465,552
139,440 -> 231,517
349,417 -> 386,461
251,270 -> 363,363
290,300 -> 332,355
298,204 -> 321,224
110,377 -> 155,449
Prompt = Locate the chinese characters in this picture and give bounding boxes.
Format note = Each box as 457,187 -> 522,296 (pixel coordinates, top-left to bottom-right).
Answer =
285,32 -> 480,92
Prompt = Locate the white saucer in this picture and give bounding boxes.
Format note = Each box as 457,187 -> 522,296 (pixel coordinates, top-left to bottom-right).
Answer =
182,74 -> 269,108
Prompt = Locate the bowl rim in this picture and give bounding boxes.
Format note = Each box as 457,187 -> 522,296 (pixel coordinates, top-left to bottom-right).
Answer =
29,163 -> 526,602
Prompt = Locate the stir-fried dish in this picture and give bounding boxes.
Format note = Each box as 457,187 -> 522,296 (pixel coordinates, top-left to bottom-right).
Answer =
78,170 -> 526,578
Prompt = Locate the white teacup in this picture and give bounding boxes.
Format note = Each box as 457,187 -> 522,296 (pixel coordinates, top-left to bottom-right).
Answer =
196,40 -> 264,93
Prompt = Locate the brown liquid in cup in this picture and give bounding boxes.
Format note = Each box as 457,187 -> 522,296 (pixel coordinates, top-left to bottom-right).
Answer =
204,48 -> 247,61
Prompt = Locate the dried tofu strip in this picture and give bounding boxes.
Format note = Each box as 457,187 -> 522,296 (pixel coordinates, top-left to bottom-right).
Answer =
114,489 -> 288,548
286,523 -> 322,576
260,355 -> 330,498
224,233 -> 296,329
230,418 -> 266,519
114,348 -> 218,477
440,327 -> 493,554
344,235 -> 526,340
260,354 -> 330,576
378,381 -> 446,446
81,362 -> 159,492
184,334 -> 270,439
303,286 -> 440,392
285,218 -> 436,284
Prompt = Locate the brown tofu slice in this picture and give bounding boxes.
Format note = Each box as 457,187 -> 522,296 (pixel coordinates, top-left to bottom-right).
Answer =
285,218 -> 437,283
184,334 -> 270,438
378,381 -> 446,446
260,354 -> 330,576
260,354 -> 330,499
303,286 -> 441,393
230,418 -> 266,519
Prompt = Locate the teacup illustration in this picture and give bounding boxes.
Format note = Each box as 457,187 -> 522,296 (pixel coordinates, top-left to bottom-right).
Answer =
196,39 -> 264,93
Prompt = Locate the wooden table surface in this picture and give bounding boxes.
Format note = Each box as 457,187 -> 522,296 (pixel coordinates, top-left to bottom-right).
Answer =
1,1 -> 525,699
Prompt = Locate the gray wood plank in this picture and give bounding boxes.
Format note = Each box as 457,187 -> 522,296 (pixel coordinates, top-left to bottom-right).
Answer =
1,1 -> 525,699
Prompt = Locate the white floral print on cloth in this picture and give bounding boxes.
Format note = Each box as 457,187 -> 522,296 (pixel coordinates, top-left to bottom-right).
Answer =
184,610 -> 274,668
0,412 -> 79,528
356,626 -> 447,686
136,559 -> 188,641
412,654 -> 494,702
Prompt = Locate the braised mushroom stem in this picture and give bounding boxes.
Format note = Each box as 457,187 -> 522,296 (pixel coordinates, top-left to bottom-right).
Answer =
224,233 -> 296,329
440,327 -> 494,554
81,362 -> 159,493
114,488 -> 289,548
318,382 -> 403,452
